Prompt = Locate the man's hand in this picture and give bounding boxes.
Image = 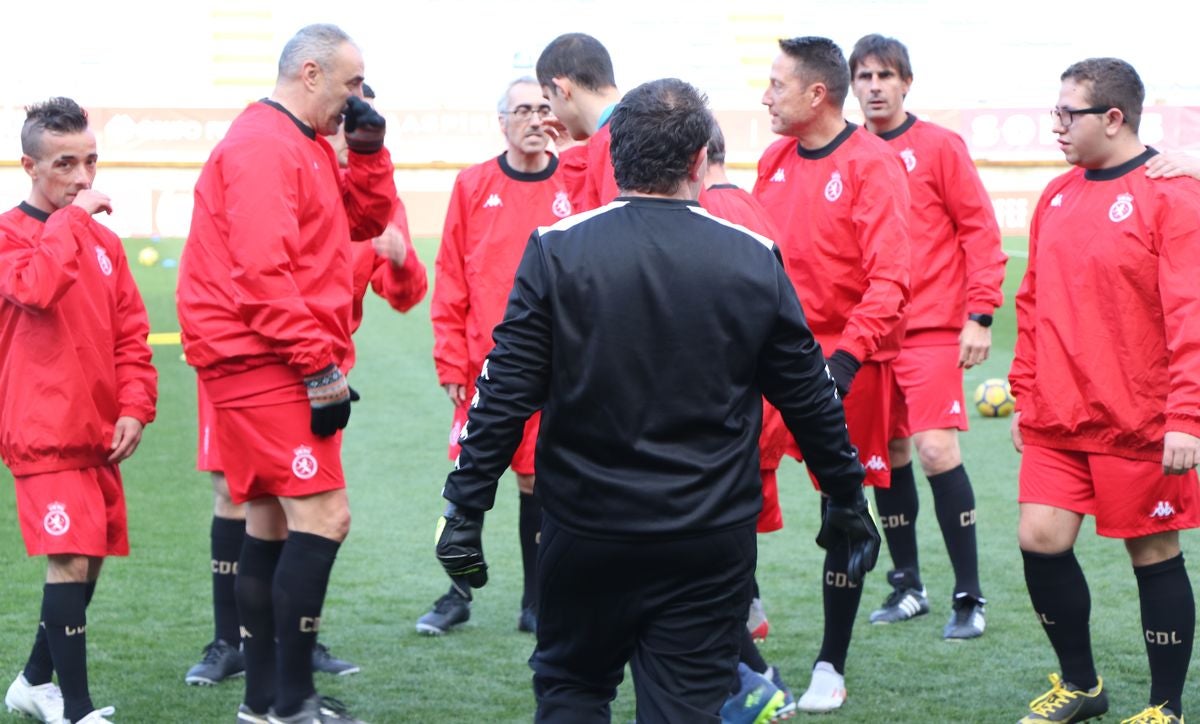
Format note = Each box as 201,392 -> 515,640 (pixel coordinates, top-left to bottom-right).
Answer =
342,96 -> 386,155
436,502 -> 488,595
443,383 -> 467,405
372,223 -> 408,267
1145,151 -> 1200,180
815,488 -> 881,585
108,416 -> 144,463
305,364 -> 351,436
1163,431 -> 1200,475
959,320 -> 992,369
1011,411 -> 1024,453
825,350 -> 861,398
72,189 -> 112,216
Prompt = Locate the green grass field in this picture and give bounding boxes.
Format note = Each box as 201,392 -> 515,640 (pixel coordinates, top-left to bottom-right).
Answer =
1,236 -> 1193,723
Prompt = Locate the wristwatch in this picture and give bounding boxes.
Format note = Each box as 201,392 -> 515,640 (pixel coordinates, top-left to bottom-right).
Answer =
968,313 -> 993,328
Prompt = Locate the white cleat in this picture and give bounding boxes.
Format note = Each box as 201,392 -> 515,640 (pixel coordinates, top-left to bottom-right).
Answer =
797,661 -> 846,713
72,706 -> 115,723
5,672 -> 64,724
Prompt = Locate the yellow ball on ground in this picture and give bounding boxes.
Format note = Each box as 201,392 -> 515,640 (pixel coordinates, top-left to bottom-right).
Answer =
138,246 -> 160,266
973,378 -> 1015,417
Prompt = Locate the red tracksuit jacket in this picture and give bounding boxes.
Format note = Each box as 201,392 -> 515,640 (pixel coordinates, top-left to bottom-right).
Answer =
1011,150 -> 1200,460
0,203 -> 157,475
753,124 -> 911,362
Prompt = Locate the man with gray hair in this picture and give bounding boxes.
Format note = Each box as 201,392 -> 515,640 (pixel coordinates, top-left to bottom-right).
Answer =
177,23 -> 393,724
419,76 -> 573,637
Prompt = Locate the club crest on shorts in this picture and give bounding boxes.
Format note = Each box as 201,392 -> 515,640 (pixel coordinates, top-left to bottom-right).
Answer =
292,445 -> 318,480
44,502 -> 70,536
94,246 -> 113,276
1109,193 -> 1134,222
824,171 -> 844,202
552,191 -> 572,218
900,148 -> 916,173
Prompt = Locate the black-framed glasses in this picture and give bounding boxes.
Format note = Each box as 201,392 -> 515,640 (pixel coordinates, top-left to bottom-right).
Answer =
504,104 -> 553,121
1050,106 -> 1110,128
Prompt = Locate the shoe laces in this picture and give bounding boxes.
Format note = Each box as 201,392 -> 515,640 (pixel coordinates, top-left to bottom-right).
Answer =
1028,674 -> 1085,715
1120,703 -> 1177,723
200,640 -> 228,665
313,642 -> 331,659
433,593 -> 466,613
882,585 -> 916,608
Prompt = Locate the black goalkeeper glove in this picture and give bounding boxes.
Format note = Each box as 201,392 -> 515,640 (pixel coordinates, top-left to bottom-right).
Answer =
825,349 -> 862,398
436,502 -> 488,595
304,363 -> 351,436
816,487 -> 881,586
342,96 -> 386,154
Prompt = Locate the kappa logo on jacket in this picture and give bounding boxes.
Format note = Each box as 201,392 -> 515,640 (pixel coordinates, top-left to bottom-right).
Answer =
1149,500 -> 1177,519
1050,193 -> 1064,207
1109,193 -> 1134,222
770,168 -> 786,183
94,246 -> 113,276
483,193 -> 503,209
824,171 -> 844,202
900,148 -> 916,173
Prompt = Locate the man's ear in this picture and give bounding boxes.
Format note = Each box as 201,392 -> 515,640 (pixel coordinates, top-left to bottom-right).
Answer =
689,145 -> 709,181
301,58 -> 323,92
20,155 -> 36,180
551,76 -> 573,101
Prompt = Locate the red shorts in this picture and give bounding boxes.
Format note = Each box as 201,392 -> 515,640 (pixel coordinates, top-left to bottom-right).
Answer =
789,361 -> 895,489
1019,444 -> 1200,539
758,468 -> 783,533
14,466 -> 129,557
196,383 -> 224,473
448,405 -> 540,477
890,344 -> 969,439
214,399 -> 346,505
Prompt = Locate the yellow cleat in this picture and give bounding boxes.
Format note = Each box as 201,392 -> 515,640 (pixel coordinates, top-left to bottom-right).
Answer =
1121,703 -> 1183,723
1018,673 -> 1108,722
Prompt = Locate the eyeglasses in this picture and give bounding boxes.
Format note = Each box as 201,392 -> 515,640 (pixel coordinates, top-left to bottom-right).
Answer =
1050,106 -> 1110,129
504,104 -> 553,121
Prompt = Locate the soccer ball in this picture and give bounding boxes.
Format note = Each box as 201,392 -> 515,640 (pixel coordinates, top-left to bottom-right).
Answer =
974,378 -> 1015,418
137,246 -> 160,267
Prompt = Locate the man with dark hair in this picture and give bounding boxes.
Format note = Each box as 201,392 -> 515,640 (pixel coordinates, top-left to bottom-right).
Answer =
753,35 -> 911,713
848,33 -> 1006,640
2,97 -> 157,724
177,22 -> 394,724
1010,57 -> 1200,724
432,76 -> 877,723
536,32 -> 621,210
418,76 -> 572,637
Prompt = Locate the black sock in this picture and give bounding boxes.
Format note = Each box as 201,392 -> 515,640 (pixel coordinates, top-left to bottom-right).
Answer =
875,463 -> 920,584
817,541 -> 863,674
272,532 -> 340,717
738,625 -> 768,675
42,582 -> 92,722
237,535 -> 284,714
1023,549 -> 1097,690
212,516 -> 246,645
929,465 -> 981,599
25,580 -> 94,686
519,492 -> 541,611
1135,554 -> 1193,715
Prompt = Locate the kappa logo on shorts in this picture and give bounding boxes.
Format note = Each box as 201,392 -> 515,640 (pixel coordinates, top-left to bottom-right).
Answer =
292,445 -> 319,480
949,400 -> 962,415
824,171 -> 844,202
1109,193 -> 1134,222
1149,500 -> 1177,519
552,191 -> 572,218
864,454 -> 888,472
44,502 -> 70,536
900,148 -> 916,173
94,246 -> 113,276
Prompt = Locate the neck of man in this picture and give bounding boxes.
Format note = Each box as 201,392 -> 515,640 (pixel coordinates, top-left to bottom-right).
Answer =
578,87 -> 623,137
622,176 -> 701,202
268,82 -> 315,132
24,190 -> 59,215
704,163 -> 731,188
865,109 -> 906,135
795,110 -> 849,151
1085,134 -> 1148,171
505,147 -> 550,174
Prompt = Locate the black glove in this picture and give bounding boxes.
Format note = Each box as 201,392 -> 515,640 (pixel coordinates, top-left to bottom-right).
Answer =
304,364 -> 351,436
436,502 -> 488,594
816,487 -> 881,586
825,350 -> 862,398
342,96 -> 385,154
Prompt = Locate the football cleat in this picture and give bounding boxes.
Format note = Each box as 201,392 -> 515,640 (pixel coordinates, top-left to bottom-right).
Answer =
869,570 -> 929,624
5,672 -> 64,723
721,663 -> 785,724
1120,704 -> 1183,723
415,589 -> 471,635
268,694 -> 362,723
747,597 -> 770,643
312,643 -> 360,676
1018,673 -> 1109,722
764,666 -> 797,720
73,706 -> 116,723
237,704 -> 270,724
944,594 -> 986,640
797,661 -> 846,713
184,638 -> 245,685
